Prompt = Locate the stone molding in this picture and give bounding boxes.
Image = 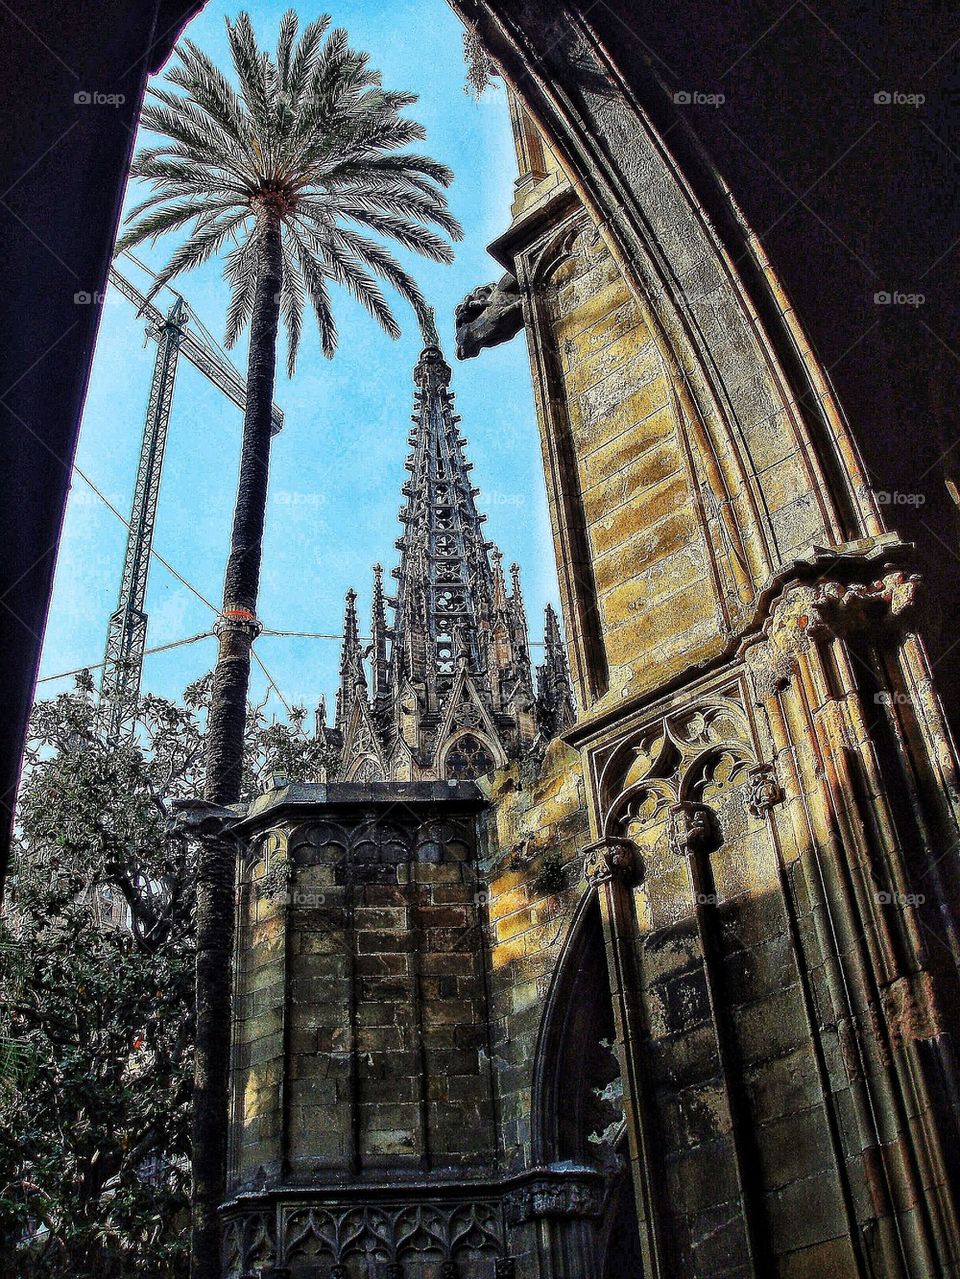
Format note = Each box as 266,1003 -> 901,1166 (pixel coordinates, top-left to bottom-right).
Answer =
504,1172 -> 605,1224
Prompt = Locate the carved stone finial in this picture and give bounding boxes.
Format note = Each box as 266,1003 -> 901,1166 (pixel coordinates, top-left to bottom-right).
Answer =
746,763 -> 784,817
419,304 -> 440,349
667,802 -> 715,860
583,836 -> 638,887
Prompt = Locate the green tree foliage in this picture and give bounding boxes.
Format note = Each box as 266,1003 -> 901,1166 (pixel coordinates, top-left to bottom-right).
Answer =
0,676 -> 327,1277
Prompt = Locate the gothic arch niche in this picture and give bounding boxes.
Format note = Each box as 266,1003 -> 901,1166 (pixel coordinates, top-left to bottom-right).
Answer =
441,730 -> 500,780
531,894 -> 643,1279
346,754 -> 384,783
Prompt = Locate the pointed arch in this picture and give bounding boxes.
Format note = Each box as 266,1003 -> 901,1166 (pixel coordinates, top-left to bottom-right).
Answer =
531,891 -> 623,1164
439,729 -> 504,780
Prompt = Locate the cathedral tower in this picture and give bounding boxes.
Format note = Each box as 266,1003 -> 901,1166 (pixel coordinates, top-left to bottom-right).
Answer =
334,312 -> 572,782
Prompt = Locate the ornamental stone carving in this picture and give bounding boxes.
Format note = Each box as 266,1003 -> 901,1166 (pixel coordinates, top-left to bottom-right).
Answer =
455,273 -> 524,360
504,1175 -> 605,1224
165,797 -> 240,846
745,763 -> 784,817
583,836 -> 639,887
809,570 -> 920,638
738,541 -> 921,699
667,802 -> 715,860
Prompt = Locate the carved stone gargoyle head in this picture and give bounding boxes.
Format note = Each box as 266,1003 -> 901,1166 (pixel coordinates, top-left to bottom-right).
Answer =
454,273 -> 523,360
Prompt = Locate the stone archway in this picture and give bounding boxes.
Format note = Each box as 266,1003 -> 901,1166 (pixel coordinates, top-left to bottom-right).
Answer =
531,894 -> 642,1279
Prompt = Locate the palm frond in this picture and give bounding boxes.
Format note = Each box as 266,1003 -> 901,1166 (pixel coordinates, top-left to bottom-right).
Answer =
116,200 -> 225,254
286,14 -> 332,101
171,41 -> 251,150
289,228 -> 337,357
222,234 -> 262,350
331,227 -> 429,325
144,212 -> 248,301
279,244 -> 305,376
226,13 -> 271,136
296,223 -> 400,339
120,8 -> 460,370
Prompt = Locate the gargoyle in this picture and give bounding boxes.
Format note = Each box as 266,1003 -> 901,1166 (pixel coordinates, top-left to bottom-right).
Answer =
455,272 -> 523,360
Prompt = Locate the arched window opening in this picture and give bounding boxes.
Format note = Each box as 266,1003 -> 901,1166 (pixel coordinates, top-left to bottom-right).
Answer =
444,732 -> 497,780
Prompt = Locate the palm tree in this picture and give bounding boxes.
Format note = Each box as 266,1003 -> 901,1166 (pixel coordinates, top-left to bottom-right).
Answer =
117,12 -> 461,1274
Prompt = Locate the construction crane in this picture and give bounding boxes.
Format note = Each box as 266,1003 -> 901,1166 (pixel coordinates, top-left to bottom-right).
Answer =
99,266 -> 284,741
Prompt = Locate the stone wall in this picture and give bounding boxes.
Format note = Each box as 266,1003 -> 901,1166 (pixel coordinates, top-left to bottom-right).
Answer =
223,74 -> 960,1279
225,784 -> 510,1278
466,96 -> 960,1278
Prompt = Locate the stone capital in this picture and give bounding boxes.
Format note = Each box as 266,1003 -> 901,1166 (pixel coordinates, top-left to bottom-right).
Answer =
505,1175 -> 605,1224
808,570 -> 920,639
667,802 -> 715,860
583,836 -> 638,887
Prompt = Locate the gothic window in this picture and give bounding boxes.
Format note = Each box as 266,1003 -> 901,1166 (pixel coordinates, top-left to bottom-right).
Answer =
435,632 -> 454,674
350,756 -> 383,783
436,588 -> 466,612
445,733 -> 496,780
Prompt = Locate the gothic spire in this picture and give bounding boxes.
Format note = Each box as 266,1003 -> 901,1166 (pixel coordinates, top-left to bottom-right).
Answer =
536,603 -> 575,737
388,322 -> 494,708
371,563 -> 388,701
336,588 -> 366,731
330,312 -> 575,781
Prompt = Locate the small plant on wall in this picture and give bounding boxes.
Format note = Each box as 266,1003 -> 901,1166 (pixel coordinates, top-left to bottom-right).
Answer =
531,853 -> 566,898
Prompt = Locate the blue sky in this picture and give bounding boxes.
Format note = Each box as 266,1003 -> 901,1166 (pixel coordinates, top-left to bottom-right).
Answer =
37,0 -> 558,720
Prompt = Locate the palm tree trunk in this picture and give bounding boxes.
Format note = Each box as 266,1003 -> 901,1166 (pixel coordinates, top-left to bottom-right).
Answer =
192,209 -> 282,1279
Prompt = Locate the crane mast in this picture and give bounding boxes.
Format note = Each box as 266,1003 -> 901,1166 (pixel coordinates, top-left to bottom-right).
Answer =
98,267 -> 283,739
99,297 -> 185,740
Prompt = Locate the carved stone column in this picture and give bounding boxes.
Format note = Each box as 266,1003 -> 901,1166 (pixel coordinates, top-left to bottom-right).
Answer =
582,834 -> 667,1278
741,561 -> 957,1274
